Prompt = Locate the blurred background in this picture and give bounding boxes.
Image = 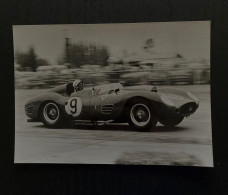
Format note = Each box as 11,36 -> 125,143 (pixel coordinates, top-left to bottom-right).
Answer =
14,23 -> 210,89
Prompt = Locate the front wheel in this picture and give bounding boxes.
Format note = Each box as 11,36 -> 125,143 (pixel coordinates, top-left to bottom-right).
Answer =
40,102 -> 63,128
159,115 -> 184,127
127,101 -> 158,131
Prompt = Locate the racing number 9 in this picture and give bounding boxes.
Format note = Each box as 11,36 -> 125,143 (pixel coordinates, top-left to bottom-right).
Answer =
70,99 -> 77,114
65,97 -> 82,117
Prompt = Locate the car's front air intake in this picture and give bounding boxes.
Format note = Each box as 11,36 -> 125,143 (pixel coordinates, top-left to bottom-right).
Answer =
180,102 -> 198,115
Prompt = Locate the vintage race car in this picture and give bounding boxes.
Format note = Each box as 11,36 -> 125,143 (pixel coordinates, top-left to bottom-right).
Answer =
25,80 -> 199,131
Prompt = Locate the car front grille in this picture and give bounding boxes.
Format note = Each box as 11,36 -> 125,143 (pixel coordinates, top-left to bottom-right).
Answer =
26,105 -> 34,114
179,102 -> 198,115
101,104 -> 114,114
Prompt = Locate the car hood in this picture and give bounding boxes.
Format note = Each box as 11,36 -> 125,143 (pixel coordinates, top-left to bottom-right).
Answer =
124,85 -> 156,92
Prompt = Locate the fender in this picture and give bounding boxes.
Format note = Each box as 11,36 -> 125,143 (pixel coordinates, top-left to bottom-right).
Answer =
120,90 -> 162,109
115,90 -> 163,121
158,87 -> 199,107
25,92 -> 69,120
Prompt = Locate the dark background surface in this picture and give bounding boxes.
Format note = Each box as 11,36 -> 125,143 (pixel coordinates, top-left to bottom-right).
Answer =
1,0 -> 228,194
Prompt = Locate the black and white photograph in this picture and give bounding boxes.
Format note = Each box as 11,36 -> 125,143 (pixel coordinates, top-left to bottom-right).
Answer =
14,21 -> 213,166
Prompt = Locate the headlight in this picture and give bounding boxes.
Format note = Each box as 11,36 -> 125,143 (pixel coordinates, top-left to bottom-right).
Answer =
187,92 -> 199,102
161,95 -> 175,106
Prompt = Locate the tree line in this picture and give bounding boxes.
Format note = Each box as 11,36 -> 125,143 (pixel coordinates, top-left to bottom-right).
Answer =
15,47 -> 50,71
15,42 -> 110,72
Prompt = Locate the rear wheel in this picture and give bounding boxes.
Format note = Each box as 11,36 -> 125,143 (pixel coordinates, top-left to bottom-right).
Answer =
40,102 -> 63,128
127,100 -> 157,131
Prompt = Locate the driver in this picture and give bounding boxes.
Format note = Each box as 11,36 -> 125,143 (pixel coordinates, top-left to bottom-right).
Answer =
73,79 -> 84,92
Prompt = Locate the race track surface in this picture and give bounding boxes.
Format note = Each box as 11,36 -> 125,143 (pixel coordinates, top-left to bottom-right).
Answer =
15,85 -> 213,166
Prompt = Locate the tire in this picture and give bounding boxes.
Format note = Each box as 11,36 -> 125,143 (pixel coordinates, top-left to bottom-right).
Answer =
127,99 -> 158,131
159,115 -> 184,127
40,102 -> 63,128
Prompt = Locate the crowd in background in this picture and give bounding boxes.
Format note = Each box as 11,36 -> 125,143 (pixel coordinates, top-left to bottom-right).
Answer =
15,58 -> 210,89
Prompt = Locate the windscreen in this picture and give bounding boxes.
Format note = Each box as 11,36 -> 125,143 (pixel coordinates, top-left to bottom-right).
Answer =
94,83 -> 123,95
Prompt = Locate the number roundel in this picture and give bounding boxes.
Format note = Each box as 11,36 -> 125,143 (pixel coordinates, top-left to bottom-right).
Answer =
65,97 -> 82,117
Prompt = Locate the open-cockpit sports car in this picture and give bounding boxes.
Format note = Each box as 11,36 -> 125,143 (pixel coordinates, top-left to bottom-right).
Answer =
25,79 -> 199,131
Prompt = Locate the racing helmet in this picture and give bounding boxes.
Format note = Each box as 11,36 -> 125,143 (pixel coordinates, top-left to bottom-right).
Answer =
73,79 -> 84,92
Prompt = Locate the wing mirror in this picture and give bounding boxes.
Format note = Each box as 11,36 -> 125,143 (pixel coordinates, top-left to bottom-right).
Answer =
115,88 -> 120,94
